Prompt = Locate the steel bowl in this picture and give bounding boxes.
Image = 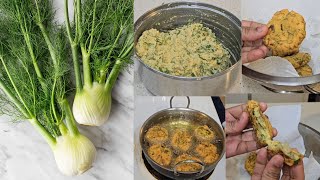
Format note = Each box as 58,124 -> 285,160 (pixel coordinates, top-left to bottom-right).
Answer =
243,65 -> 320,93
139,97 -> 225,179
134,1 -> 241,95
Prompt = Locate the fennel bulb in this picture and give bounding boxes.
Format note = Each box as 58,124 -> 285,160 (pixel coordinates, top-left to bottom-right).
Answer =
65,0 -> 133,126
73,82 -> 111,126
53,134 -> 96,176
0,0 -> 97,176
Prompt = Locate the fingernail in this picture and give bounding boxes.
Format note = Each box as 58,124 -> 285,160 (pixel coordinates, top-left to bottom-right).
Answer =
257,27 -> 264,32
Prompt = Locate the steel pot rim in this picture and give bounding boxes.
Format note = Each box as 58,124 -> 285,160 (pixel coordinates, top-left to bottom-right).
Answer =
134,1 -> 241,81
243,65 -> 320,86
139,106 -> 226,174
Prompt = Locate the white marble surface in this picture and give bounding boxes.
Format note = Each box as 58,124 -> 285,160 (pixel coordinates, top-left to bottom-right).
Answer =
134,96 -> 226,180
0,1 -> 134,179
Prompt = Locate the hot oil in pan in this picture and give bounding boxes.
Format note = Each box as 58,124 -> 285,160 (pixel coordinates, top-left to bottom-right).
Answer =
143,115 -> 223,170
142,152 -> 214,180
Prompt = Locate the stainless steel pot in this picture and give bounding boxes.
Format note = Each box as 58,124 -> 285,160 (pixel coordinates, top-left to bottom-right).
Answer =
243,66 -> 320,93
134,2 -> 241,96
139,97 -> 225,179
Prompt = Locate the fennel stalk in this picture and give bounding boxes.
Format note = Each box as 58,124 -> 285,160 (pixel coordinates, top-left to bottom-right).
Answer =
65,0 -> 134,126
0,0 -> 96,176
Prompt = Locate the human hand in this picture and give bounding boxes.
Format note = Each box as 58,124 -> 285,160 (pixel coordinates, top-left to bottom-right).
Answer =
242,20 -> 269,64
252,148 -> 305,180
226,102 -> 277,158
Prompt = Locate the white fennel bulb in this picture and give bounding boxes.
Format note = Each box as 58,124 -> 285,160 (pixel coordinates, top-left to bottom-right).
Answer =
53,134 -> 97,176
73,82 -> 111,126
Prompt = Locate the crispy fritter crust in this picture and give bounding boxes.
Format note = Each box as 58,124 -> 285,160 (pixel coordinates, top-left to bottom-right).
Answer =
245,152 -> 257,175
267,141 -> 304,166
171,130 -> 192,152
148,144 -> 172,166
263,9 -> 306,57
195,142 -> 219,164
284,53 -> 311,68
145,126 -> 169,144
296,64 -> 313,77
247,100 -> 273,146
194,125 -> 215,142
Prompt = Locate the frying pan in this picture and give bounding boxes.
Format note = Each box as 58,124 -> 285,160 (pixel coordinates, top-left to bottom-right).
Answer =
139,97 -> 225,179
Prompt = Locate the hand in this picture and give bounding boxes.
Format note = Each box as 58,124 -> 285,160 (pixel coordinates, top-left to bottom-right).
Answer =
242,20 -> 269,64
252,148 -> 305,180
225,102 -> 277,158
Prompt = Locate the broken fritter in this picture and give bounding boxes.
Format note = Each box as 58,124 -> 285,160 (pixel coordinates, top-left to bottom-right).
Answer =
267,141 -> 304,166
246,100 -> 303,166
247,100 -> 273,146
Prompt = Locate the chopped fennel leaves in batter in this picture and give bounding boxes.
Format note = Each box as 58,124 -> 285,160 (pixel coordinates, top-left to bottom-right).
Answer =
136,23 -> 231,77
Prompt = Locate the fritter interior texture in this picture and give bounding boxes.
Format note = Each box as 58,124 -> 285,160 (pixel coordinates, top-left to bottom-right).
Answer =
246,100 -> 303,166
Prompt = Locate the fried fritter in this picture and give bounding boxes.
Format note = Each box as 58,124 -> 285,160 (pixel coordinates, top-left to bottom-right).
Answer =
195,142 -> 219,164
245,152 -> 257,176
246,100 -> 303,166
194,125 -> 215,142
296,64 -> 313,77
145,126 -> 169,144
171,130 -> 192,152
148,144 -> 172,166
263,9 -> 306,57
174,154 -> 202,172
267,141 -> 304,166
284,52 -> 311,68
247,100 -> 273,146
